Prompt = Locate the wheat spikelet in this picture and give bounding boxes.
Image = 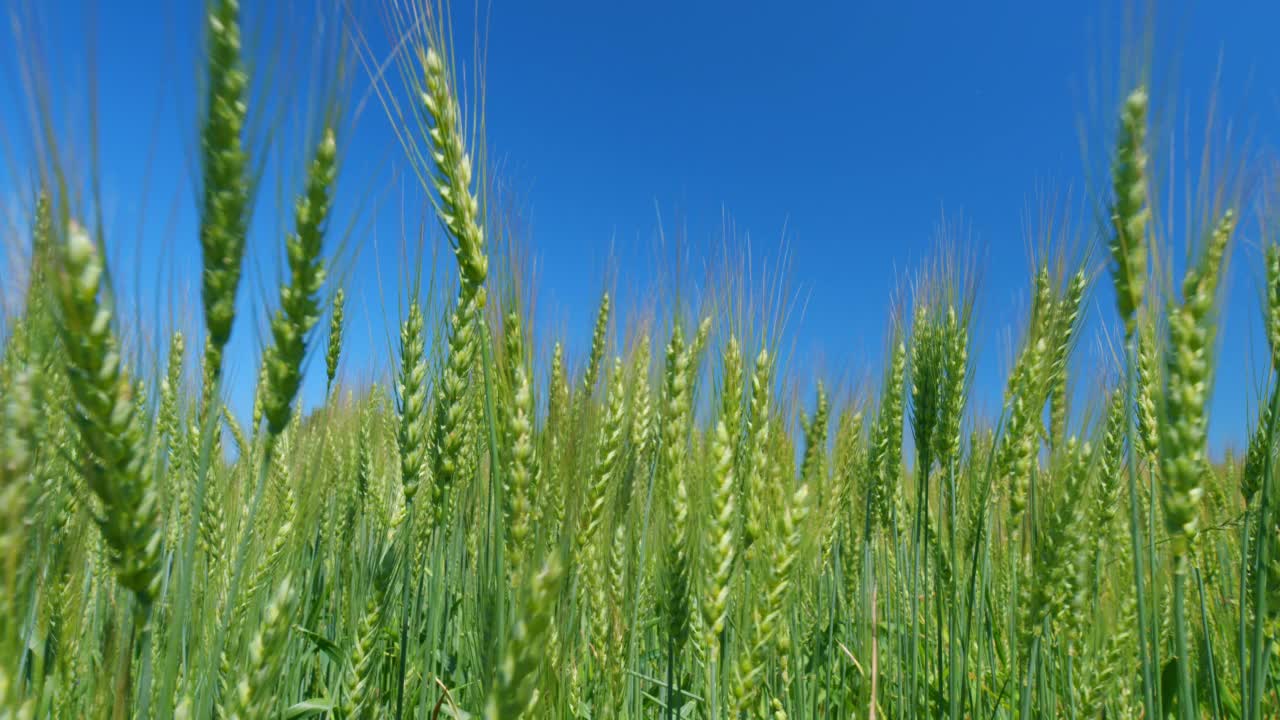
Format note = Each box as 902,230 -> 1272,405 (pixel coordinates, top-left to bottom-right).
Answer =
54,223 -> 162,610
869,340 -> 906,532
397,302 -> 427,503
261,128 -> 337,436
1109,86 -> 1150,336
1160,210 -> 1234,561
1047,270 -> 1086,448
485,555 -> 565,720
327,288 -> 345,392
199,0 -> 251,415
223,576 -> 296,720
703,416 -> 737,651
934,304 -> 968,471
741,347 -> 773,554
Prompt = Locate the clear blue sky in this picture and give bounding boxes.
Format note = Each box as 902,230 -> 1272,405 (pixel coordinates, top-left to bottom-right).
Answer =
2,1 -> 1279,453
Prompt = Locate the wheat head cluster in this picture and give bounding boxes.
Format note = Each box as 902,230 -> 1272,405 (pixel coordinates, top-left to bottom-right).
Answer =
3,2 -> 1280,719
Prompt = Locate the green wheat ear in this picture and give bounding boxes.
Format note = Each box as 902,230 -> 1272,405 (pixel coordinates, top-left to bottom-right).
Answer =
1109,86 -> 1150,337
397,301 -> 428,504
54,222 -> 162,611
505,352 -> 536,582
1160,209 -> 1235,561
262,127 -> 338,437
1267,244 -> 1280,372
327,288 -> 345,393
485,554 -> 565,720
199,0 -> 251,412
418,42 -> 489,518
224,576 -> 297,720
869,339 -> 906,532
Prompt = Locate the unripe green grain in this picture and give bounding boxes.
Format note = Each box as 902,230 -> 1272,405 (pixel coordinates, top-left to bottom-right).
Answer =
576,359 -> 626,566
262,128 -> 337,436
1244,402 -> 1274,503
1266,243 -> 1280,372
703,417 -> 737,651
742,347 -> 773,553
1047,270 -> 1086,448
327,288 -> 345,392
485,557 -> 565,720
54,223 -> 162,610
869,340 -> 906,531
1160,210 -> 1234,561
934,305 -> 968,471
1135,325 -> 1161,461
582,292 -> 611,400
506,361 -> 536,578
911,307 -> 944,475
420,48 -> 486,292
199,0 -> 251,414
660,326 -> 693,657
1110,87 -> 1150,337
997,326 -> 1048,520
800,382 -> 830,490
397,302 -> 427,504
224,567 -> 295,720
1092,389 -> 1127,572
1025,438 -> 1091,650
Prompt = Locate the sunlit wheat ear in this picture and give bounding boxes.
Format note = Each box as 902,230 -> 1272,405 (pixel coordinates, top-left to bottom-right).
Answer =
730,483 -> 810,717
1,368 -> 35,484
157,330 -> 185,450
933,305 -> 968,470
222,405 -> 248,457
1160,210 -> 1235,562
1268,244 -> 1280,372
199,0 -> 251,414
575,358 -> 625,566
660,325 -> 693,656
1135,324 -> 1161,461
1047,270 -> 1086,447
689,315 -> 714,370
344,589 -> 386,719
326,288 -> 345,392
741,346 -> 773,554
720,334 -> 744,459
703,335 -> 742,653
869,340 -> 906,531
541,341 -> 570,538
420,47 -> 487,292
54,222 -> 162,611
910,307 -> 943,474
1025,438 -> 1090,652
505,360 -> 536,580
629,334 -> 655,473
800,382 -> 830,489
428,288 -> 480,521
703,416 -> 736,652
262,127 -> 337,437
581,292 -> 611,399
224,576 -> 296,720
1,368 -> 35,599
342,537 -> 397,719
606,523 -> 628,714
397,301 -> 427,504
485,555 -> 565,720
1244,401 -> 1274,503
1092,389 -> 1127,571
1109,86 -> 1150,337
996,320 -> 1047,521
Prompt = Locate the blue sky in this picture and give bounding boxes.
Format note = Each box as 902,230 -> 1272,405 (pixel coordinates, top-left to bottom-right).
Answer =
3,1 -> 1279,453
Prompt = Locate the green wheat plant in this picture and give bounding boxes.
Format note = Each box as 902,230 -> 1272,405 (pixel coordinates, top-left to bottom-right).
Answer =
4,3 -> 1280,720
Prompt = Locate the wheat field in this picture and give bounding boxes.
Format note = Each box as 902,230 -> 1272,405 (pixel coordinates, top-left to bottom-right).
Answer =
2,2 -> 1279,719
